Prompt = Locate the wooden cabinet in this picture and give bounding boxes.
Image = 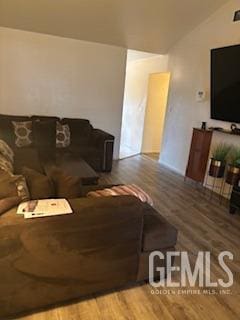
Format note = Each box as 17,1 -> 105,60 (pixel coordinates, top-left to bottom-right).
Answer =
185,128 -> 213,183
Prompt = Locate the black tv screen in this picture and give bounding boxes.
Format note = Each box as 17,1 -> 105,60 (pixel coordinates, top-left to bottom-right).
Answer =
211,44 -> 240,123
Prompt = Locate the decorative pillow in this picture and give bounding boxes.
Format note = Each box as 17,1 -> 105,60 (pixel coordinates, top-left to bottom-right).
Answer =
0,154 -> 13,174
22,167 -> 55,200
56,122 -> 70,148
0,196 -> 22,215
87,184 -> 153,206
47,167 -> 82,199
12,121 -> 33,147
0,169 -> 30,201
0,139 -> 14,163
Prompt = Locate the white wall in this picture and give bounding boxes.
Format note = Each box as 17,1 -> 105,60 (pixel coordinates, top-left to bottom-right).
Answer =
160,0 -> 240,175
0,27 -> 127,158
120,54 -> 169,156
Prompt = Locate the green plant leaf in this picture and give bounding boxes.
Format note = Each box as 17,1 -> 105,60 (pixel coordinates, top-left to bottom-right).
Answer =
211,143 -> 232,162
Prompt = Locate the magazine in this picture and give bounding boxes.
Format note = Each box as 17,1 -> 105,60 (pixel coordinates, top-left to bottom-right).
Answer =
17,199 -> 73,219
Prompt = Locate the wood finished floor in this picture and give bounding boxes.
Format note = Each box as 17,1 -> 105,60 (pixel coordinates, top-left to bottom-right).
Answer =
142,153 -> 160,161
20,155 -> 240,320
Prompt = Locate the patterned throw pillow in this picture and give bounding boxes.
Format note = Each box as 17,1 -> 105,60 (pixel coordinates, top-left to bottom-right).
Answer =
0,140 -> 14,163
0,169 -> 30,201
12,121 -> 33,148
56,122 -> 71,148
14,175 -> 30,201
0,154 -> 13,174
87,184 -> 154,206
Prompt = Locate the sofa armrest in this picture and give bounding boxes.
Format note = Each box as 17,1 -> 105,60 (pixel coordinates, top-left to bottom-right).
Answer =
142,205 -> 178,251
92,129 -> 114,146
91,129 -> 115,172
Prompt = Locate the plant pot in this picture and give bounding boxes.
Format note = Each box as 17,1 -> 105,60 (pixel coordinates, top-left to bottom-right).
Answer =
209,158 -> 225,178
225,165 -> 240,185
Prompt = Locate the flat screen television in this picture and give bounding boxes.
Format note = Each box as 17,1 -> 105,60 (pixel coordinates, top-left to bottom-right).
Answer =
211,44 -> 240,123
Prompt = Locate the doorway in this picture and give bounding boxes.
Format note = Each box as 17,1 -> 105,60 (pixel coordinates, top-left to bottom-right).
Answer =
141,72 -> 170,160
119,56 -> 170,161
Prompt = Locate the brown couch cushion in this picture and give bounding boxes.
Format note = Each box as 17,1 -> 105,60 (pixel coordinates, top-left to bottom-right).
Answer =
14,148 -> 43,174
0,196 -> 21,215
67,145 -> 103,171
33,119 -> 56,150
47,167 -> 82,198
54,153 -> 99,185
142,206 -> 178,251
61,118 -> 91,146
22,167 -> 55,200
31,115 -> 60,122
32,120 -> 57,164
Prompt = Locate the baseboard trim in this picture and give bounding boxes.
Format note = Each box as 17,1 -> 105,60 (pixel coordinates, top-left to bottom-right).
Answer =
159,159 -> 184,176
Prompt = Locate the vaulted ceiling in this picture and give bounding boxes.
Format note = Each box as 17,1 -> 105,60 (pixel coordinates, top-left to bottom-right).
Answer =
0,0 -> 229,53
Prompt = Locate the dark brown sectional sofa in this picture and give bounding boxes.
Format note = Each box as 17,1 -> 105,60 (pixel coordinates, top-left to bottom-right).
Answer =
0,114 -> 114,172
0,113 -> 178,319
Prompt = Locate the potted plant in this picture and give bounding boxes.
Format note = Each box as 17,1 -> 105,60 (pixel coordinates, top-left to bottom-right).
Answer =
226,147 -> 240,185
209,143 -> 231,178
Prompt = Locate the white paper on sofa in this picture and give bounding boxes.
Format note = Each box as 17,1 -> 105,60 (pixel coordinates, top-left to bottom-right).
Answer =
17,199 -> 73,219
